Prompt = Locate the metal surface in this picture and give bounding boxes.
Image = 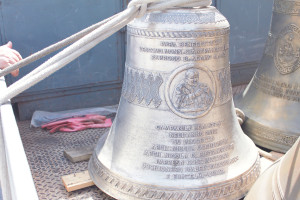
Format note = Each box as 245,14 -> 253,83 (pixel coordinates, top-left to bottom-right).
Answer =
17,120 -> 114,200
245,138 -> 300,200
235,0 -> 300,153
89,6 -> 260,200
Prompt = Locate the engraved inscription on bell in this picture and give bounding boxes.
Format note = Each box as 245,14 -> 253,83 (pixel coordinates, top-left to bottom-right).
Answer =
252,74 -> 300,102
143,121 -> 239,181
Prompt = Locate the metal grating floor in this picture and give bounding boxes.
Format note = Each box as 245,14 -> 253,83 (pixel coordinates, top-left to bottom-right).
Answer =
17,85 -> 247,200
18,121 -> 114,200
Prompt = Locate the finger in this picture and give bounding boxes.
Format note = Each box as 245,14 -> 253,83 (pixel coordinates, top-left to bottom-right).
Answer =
11,49 -> 22,60
7,58 -> 20,77
0,44 -> 9,51
3,52 -> 20,63
0,48 -> 22,61
0,58 -> 19,77
6,41 -> 12,49
0,47 -> 13,56
10,69 -> 19,77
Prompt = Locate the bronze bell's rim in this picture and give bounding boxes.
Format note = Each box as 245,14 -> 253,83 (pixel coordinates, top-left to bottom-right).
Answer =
244,159 -> 279,200
235,89 -> 299,153
89,137 -> 261,200
240,114 -> 299,153
89,99 -> 261,199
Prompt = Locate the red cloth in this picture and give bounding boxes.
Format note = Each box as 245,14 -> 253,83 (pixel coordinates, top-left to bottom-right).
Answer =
41,114 -> 112,133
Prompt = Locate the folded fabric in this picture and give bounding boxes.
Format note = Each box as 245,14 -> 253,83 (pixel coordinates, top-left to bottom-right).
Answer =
41,114 -> 112,133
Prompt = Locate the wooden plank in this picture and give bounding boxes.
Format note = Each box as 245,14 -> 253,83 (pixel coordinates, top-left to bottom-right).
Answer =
62,170 -> 95,192
64,131 -> 109,163
64,145 -> 95,163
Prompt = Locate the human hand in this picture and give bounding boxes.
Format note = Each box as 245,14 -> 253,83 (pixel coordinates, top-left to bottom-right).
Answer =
0,41 -> 22,77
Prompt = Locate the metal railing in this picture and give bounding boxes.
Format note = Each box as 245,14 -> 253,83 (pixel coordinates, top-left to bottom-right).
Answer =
0,77 -> 38,200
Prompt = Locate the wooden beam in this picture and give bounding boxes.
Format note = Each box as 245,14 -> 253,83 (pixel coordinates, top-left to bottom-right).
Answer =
62,170 -> 95,192
64,145 -> 95,163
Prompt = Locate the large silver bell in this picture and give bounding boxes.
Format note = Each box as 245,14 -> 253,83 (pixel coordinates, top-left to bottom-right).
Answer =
235,0 -> 300,153
245,138 -> 300,200
89,5 -> 260,200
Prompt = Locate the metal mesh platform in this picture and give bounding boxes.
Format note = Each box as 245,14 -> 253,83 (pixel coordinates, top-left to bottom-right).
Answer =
17,85 -> 247,200
18,121 -> 114,200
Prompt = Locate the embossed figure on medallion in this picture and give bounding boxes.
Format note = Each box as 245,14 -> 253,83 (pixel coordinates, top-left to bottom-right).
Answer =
173,69 -> 213,112
275,24 -> 300,74
278,33 -> 299,66
166,66 -> 215,118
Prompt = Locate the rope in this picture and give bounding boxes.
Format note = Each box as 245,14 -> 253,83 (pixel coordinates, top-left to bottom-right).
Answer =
0,0 -> 211,105
235,108 -> 245,125
0,14 -> 119,78
257,148 -> 280,161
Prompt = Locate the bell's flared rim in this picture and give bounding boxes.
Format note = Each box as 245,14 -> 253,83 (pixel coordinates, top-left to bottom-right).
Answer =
89,152 -> 260,200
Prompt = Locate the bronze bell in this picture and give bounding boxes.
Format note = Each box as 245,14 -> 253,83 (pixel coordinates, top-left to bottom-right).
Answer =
88,5 -> 260,200
235,0 -> 300,153
245,138 -> 300,200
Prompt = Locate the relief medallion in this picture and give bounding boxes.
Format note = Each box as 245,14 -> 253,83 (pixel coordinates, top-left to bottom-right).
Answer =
165,64 -> 216,118
274,24 -> 300,74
